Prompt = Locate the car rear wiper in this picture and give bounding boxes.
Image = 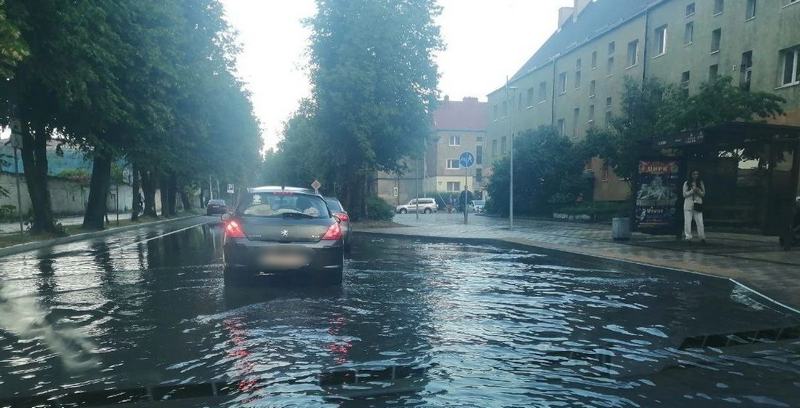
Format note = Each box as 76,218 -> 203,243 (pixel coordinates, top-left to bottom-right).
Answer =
282,212 -> 315,219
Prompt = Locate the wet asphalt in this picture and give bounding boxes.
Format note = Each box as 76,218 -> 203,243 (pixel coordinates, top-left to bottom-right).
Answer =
0,217 -> 799,407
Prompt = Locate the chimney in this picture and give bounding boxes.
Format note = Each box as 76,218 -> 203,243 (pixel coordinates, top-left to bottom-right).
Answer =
558,6 -> 574,27
443,95 -> 450,103
573,0 -> 591,21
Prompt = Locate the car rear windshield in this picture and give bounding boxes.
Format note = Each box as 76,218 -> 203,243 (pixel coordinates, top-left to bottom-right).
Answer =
237,192 -> 330,219
209,200 -> 225,205
324,198 -> 345,212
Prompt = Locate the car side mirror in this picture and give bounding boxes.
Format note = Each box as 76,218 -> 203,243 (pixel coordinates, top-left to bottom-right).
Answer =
221,213 -> 232,222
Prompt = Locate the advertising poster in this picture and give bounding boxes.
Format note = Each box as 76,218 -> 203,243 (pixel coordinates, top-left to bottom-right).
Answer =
635,160 -> 681,232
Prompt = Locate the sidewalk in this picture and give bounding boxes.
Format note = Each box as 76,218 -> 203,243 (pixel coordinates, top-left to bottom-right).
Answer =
357,213 -> 800,311
0,212 -> 132,234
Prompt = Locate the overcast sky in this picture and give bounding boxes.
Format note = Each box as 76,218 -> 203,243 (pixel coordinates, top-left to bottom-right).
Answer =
220,0 -> 572,149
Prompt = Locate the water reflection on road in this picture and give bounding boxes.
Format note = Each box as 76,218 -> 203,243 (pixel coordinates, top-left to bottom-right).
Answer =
0,218 -> 798,407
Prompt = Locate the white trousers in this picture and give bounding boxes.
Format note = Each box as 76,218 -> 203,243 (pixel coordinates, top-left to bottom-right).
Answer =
684,209 -> 705,240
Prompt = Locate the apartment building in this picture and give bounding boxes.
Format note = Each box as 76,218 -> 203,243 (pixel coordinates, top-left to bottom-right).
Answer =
424,96 -> 488,195
374,96 -> 488,205
487,0 -> 800,202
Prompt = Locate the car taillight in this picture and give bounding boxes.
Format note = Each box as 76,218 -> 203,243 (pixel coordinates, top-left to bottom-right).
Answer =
225,219 -> 245,238
334,212 -> 349,222
321,222 -> 343,241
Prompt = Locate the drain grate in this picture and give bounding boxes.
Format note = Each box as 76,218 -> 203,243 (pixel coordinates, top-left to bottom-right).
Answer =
679,325 -> 800,350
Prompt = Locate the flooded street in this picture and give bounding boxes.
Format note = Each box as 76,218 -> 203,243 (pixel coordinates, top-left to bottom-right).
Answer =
1,218 -> 799,407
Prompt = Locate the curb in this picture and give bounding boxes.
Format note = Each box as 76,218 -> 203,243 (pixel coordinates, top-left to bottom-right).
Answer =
0,215 -> 205,258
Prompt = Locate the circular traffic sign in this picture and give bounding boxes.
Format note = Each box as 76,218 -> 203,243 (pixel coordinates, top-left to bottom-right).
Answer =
459,152 -> 475,168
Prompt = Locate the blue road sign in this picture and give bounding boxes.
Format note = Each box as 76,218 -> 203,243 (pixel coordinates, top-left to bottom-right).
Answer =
459,152 -> 475,168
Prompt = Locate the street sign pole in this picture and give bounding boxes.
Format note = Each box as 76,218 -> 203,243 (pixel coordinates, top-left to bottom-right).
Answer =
459,152 -> 475,225
13,147 -> 23,235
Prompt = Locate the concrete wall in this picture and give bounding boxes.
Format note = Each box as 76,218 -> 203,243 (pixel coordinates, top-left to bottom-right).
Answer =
0,172 -> 154,216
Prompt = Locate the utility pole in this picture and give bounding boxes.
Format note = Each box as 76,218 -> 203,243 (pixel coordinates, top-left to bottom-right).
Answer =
506,76 -> 516,230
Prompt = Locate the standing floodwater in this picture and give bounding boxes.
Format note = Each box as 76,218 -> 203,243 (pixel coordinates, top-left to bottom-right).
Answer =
0,220 -> 799,407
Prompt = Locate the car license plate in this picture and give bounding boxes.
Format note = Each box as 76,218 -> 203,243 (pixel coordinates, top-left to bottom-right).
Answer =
261,253 -> 308,268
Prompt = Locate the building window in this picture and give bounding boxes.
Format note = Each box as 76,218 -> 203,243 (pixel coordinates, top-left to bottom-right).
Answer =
492,139 -> 497,157
476,136 -> 483,142
685,2 -> 695,17
526,87 -> 534,106
557,119 -> 565,136
589,80 -> 596,98
575,70 -> 582,89
741,51 -> 753,90
746,0 -> 757,19
475,168 -> 483,183
538,81 -> 547,101
684,22 -> 694,45
713,0 -> 724,15
588,104 -> 595,123
493,105 -> 498,119
446,159 -> 460,169
558,72 -> 567,94
781,46 -> 800,86
681,70 -> 691,88
502,101 -> 508,116
449,135 -> 461,146
501,136 -> 507,154
605,97 -> 612,110
709,64 -> 719,80
627,40 -> 639,67
476,145 -> 483,164
446,182 -> 461,192
605,111 -> 612,127
654,25 -> 668,56
572,108 -> 580,137
608,41 -> 615,55
576,58 -> 582,70
591,51 -> 597,69
601,163 -> 610,182
607,56 -> 614,75
605,97 -> 612,126
518,93 -> 523,111
710,29 -> 721,53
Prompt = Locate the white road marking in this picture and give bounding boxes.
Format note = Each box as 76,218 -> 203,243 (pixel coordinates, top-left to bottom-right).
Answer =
116,221 -> 210,251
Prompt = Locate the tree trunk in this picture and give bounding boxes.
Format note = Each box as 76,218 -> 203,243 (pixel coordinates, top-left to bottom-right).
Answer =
159,175 -> 170,217
83,153 -> 112,230
167,174 -> 178,215
141,170 -> 158,217
180,189 -> 192,210
131,165 -> 142,221
20,123 -> 58,233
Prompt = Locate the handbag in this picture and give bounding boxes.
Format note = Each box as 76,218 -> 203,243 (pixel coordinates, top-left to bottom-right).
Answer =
693,202 -> 704,213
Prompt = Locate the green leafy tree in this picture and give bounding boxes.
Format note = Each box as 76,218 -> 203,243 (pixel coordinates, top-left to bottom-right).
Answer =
583,76 -> 785,180
487,127 -> 587,216
307,0 -> 442,218
0,0 -> 27,79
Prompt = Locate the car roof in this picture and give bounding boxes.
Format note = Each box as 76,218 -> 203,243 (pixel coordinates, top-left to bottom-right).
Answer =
247,186 -> 317,195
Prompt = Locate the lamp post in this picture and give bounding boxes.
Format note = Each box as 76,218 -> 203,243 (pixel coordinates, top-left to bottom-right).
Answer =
505,77 -> 518,230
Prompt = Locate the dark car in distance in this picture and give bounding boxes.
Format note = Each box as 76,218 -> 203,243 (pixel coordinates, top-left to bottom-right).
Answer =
324,197 -> 351,251
223,186 -> 344,284
206,199 -> 228,215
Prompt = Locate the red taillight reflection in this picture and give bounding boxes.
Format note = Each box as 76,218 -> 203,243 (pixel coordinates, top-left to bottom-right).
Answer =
334,212 -> 349,222
225,220 -> 245,238
321,222 -> 343,241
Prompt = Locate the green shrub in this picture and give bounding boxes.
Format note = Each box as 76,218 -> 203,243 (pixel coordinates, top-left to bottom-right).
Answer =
365,195 -> 395,221
553,201 -> 632,221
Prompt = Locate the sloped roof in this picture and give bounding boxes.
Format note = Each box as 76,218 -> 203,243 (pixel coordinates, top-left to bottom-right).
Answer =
510,0 -> 663,83
433,97 -> 488,131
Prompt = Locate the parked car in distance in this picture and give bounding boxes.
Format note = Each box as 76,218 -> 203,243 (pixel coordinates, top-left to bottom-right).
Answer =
324,196 -> 351,251
396,198 -> 437,214
223,186 -> 344,284
472,199 -> 486,214
206,199 -> 227,215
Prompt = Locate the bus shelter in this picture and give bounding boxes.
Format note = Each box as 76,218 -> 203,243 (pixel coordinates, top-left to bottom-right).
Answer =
653,122 -> 800,238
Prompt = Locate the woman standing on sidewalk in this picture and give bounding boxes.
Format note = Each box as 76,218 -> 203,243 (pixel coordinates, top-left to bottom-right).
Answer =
683,170 -> 706,243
